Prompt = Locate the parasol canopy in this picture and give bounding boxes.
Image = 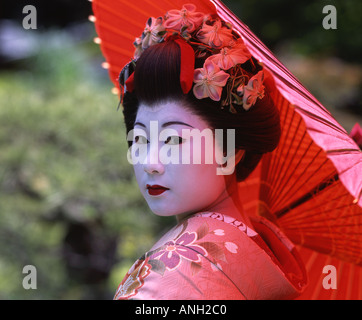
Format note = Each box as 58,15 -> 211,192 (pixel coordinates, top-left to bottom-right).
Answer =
91,0 -> 362,299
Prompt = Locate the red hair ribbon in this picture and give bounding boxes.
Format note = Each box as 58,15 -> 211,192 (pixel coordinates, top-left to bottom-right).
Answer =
174,37 -> 195,94
125,72 -> 135,93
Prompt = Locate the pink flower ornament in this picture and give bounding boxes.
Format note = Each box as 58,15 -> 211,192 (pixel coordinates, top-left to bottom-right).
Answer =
238,70 -> 265,110
133,37 -> 143,59
206,38 -> 251,70
164,4 -> 204,33
193,60 -> 230,101
126,4 -> 265,113
197,19 -> 234,48
142,17 -> 166,49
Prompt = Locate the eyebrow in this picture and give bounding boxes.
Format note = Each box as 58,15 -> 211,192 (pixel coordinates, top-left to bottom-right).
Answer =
134,121 -> 194,128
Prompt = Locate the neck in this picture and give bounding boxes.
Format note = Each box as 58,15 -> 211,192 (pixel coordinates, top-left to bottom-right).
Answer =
177,174 -> 252,227
209,176 -> 253,227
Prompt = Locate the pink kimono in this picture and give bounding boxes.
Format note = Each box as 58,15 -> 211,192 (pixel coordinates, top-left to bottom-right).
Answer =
114,212 -> 307,300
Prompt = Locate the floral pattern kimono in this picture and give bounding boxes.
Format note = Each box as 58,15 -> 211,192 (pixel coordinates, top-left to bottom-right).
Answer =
114,212 -> 307,300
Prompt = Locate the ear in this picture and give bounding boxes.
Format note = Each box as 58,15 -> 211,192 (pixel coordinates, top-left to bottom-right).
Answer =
234,149 -> 245,166
217,149 -> 245,176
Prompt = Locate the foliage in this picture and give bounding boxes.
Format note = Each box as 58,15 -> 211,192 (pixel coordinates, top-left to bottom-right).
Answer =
224,0 -> 362,63
0,34 -> 174,299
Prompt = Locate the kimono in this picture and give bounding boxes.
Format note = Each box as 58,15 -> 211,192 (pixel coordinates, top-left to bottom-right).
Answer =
114,212 -> 307,300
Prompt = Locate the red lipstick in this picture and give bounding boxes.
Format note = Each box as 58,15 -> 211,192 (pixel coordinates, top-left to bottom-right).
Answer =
146,184 -> 169,196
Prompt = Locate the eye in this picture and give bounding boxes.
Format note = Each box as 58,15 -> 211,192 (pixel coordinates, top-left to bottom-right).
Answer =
134,135 -> 149,144
165,136 -> 185,145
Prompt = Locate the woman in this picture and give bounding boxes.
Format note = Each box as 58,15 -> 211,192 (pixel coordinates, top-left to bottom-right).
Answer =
112,4 -> 307,300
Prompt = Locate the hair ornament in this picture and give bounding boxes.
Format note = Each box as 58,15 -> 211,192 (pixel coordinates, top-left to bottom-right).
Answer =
118,3 -> 266,113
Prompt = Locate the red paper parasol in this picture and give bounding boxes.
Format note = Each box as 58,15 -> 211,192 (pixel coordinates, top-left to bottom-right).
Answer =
91,0 -> 362,299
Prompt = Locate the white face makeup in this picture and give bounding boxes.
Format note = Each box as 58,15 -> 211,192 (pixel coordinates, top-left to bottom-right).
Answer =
131,100 -> 234,220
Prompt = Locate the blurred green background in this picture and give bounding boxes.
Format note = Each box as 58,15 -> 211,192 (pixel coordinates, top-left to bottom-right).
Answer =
0,0 -> 361,299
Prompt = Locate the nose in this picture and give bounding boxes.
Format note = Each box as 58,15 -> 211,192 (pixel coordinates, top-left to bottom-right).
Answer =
143,142 -> 165,175
144,162 -> 165,175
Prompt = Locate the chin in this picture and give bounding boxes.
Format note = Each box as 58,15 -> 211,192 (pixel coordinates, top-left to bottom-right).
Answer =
147,203 -> 175,217
147,202 -> 188,218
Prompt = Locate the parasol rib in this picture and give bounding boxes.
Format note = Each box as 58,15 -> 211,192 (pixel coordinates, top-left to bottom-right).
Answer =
275,173 -> 339,218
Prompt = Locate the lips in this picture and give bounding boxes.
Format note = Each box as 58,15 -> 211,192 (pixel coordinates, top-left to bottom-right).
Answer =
146,184 -> 169,196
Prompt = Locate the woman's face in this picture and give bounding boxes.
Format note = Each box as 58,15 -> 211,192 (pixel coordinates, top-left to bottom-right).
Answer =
130,100 -> 233,220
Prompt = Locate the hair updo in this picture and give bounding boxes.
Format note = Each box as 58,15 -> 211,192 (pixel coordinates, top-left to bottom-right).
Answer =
122,39 -> 281,181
